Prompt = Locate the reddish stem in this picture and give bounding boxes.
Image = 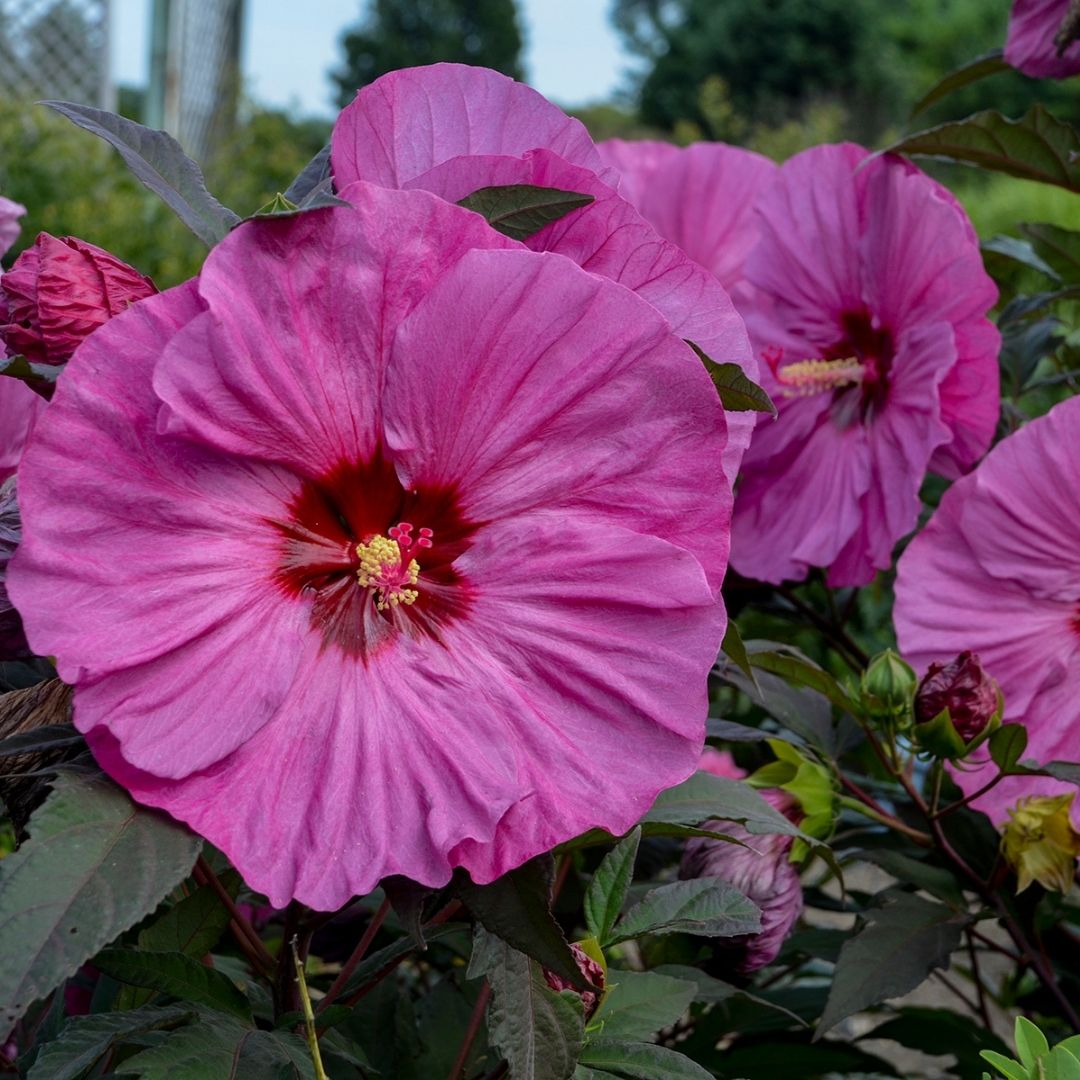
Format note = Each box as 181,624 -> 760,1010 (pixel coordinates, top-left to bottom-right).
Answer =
316,897 -> 391,1016
446,981 -> 491,1080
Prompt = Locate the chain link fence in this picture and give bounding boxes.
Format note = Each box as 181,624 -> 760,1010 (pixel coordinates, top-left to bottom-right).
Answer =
0,0 -> 111,108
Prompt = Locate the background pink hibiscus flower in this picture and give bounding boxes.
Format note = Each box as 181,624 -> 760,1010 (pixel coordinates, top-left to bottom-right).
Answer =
10,186 -> 731,909
1006,0 -> 1080,78
0,197 -> 25,260
895,396 -> 1080,825
331,63 -> 755,484
729,143 -> 1000,586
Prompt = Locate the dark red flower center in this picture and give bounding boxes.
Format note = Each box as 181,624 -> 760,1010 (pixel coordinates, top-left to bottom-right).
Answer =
766,309 -> 893,428
272,447 -> 477,659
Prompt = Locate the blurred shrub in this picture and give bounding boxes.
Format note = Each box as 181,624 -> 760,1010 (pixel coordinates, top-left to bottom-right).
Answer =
0,98 -> 329,288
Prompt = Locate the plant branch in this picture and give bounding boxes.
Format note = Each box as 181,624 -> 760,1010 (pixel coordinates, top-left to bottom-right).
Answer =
446,980 -> 491,1080
192,856 -> 275,978
316,897 -> 391,1015
291,936 -> 328,1080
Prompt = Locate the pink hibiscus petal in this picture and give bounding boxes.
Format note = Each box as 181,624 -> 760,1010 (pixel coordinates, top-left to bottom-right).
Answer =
0,196 -> 26,260
8,285 -> 312,775
331,63 -> 611,191
600,140 -> 777,293
0,379 -> 44,482
87,516 -> 719,908
154,185 -> 515,474
1006,0 -> 1080,78
383,247 -> 731,589
406,148 -> 754,484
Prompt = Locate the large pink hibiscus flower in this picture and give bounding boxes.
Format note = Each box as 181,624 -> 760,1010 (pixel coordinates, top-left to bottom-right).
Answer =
729,144 -> 1000,586
895,396 -> 1080,825
596,140 -> 777,296
330,64 -> 754,484
1006,0 -> 1080,78
9,186 -> 731,909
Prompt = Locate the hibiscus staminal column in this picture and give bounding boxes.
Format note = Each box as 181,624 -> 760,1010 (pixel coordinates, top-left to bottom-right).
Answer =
10,184 -> 731,910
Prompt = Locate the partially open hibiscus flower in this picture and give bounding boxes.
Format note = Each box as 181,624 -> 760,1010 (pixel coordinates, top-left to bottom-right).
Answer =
10,186 -> 731,909
330,64 -> 754,483
895,396 -> 1080,825
729,144 -> 1000,586
1006,0 -> 1080,78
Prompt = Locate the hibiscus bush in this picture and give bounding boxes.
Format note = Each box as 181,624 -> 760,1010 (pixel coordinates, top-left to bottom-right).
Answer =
0,5 -> 1079,1079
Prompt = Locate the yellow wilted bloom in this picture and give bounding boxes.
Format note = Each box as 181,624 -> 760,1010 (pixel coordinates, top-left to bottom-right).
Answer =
1002,794 -> 1080,894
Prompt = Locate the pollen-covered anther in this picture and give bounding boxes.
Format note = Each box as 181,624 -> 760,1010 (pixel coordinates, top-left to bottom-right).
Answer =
356,522 -> 433,611
776,356 -> 865,397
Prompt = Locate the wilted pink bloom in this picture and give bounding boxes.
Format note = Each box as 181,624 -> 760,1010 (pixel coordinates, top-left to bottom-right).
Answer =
10,185 -> 730,909
597,140 -> 777,296
1006,0 -> 1080,78
681,753 -> 803,973
0,234 -> 156,366
895,396 -> 1080,824
0,197 -> 26,260
730,144 -> 1000,586
331,64 -> 755,484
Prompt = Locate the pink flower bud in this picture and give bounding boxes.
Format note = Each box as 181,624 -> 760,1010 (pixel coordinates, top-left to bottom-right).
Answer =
543,943 -> 605,1019
681,788 -> 803,975
0,234 -> 156,365
915,651 -> 1001,743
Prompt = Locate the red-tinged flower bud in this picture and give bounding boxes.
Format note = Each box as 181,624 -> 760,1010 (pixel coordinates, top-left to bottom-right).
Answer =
0,233 -> 156,366
914,651 -> 1002,758
543,942 -> 605,1019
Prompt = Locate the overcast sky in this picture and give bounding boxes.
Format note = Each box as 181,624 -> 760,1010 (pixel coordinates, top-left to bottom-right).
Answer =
112,0 -> 630,116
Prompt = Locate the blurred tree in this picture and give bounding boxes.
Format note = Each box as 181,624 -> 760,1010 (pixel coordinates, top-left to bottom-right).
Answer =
612,0 -> 898,142
612,0 -> 1080,144
331,0 -> 525,106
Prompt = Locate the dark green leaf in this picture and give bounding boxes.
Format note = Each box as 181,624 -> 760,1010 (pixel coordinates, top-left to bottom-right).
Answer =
0,772 -> 201,1036
688,343 -> 776,415
26,1006 -> 194,1080
577,1037 -> 714,1079
720,620 -> 756,685
816,891 -> 970,1036
1044,760 -> 1080,786
457,184 -> 594,241
337,922 -> 467,999
990,724 -> 1029,772
748,650 -> 858,714
413,977 -> 486,1077
0,723 -> 83,759
910,50 -> 1008,118
886,104 -> 1080,192
645,770 -> 805,840
383,877 -> 434,948
609,879 -> 760,945
652,964 -> 808,1025
282,144 -> 331,204
594,970 -> 696,1039
584,828 -> 640,947
474,928 -> 584,1080
42,101 -> 241,245
456,857 -> 589,990
115,1008 -> 315,1079
852,849 -> 965,908
866,1006 -> 1010,1076
706,718 -> 797,745
0,354 -> 61,396
93,949 -> 252,1022
1022,223 -> 1080,283
982,236 -> 1060,281
710,1033 -> 900,1078
557,821 -> 748,855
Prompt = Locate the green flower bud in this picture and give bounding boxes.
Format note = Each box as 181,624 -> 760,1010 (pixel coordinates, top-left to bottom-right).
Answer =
861,649 -> 917,724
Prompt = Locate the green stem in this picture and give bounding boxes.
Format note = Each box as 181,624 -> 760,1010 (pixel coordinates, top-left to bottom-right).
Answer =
291,936 -> 328,1080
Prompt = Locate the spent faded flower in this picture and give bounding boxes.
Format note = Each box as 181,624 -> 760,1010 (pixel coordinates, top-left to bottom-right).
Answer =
729,144 -> 1000,586
10,185 -> 730,909
681,752 -> 803,974
896,396 -> 1080,824
1006,0 -> 1080,78
0,233 -> 156,366
1002,794 -> 1080,894
331,64 -> 754,484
